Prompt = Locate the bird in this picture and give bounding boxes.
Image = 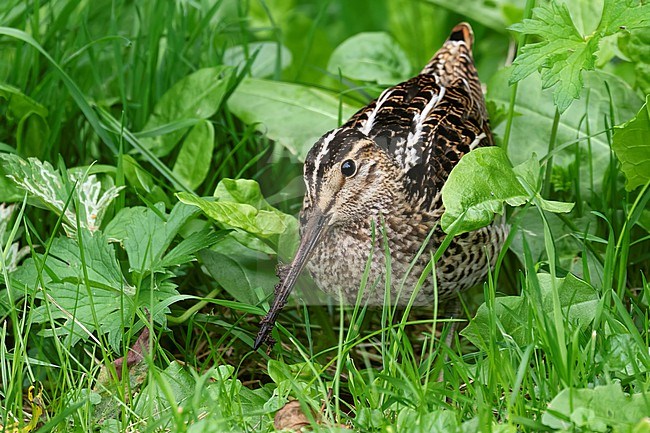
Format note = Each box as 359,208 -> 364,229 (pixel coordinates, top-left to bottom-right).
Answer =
254,23 -> 508,350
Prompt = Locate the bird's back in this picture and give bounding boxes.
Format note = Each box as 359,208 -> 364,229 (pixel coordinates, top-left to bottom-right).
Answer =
340,22 -> 493,212
420,22 -> 488,121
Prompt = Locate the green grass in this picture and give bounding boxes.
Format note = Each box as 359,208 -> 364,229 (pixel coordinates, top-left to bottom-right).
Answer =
1,0 -> 649,432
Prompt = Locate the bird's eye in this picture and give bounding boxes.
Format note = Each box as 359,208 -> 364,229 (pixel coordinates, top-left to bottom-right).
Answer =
340,159 -> 357,177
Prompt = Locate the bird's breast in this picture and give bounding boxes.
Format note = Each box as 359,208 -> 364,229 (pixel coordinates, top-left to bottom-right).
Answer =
304,213 -> 508,306
305,213 -> 437,306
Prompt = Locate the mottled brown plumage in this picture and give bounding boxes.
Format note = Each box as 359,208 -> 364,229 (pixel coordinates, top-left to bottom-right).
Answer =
255,23 -> 507,349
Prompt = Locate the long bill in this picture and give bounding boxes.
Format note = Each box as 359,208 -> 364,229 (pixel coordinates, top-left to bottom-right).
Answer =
254,209 -> 330,350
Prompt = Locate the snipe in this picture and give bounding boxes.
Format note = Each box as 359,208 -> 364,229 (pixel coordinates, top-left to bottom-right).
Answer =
255,23 -> 507,349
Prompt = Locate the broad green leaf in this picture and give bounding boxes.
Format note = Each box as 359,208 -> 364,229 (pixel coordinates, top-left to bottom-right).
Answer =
567,0 -> 604,35
356,408 -> 392,430
140,66 -> 233,157
265,360 -> 318,404
424,0 -> 522,31
509,0 -> 650,112
0,154 -> 71,218
235,381 -> 274,416
6,256 -> 50,300
0,165 -> 23,201
32,281 -> 133,350
619,28 -> 650,95
227,78 -> 360,161
513,155 -> 575,213
463,273 -> 598,349
511,153 -> 542,191
134,361 -> 195,418
185,365 -> 272,431
542,383 -> 649,431
200,234 -> 277,305
327,32 -> 411,83
537,273 -> 598,328
509,210 -> 604,287
0,154 -> 122,234
179,178 -> 298,245
105,202 -> 199,274
461,296 -> 529,349
535,198 -> 575,213
44,231 -> 125,293
178,193 -> 291,239
488,69 -> 643,191
172,119 -> 215,190
27,231 -> 179,350
122,154 -> 155,193
598,0 -> 650,34
223,41 -> 292,78
598,334 -> 648,377
509,2 -> 591,113
214,178 -> 272,210
612,95 -> 650,191
229,230 -> 276,255
441,147 -> 527,234
396,408 -> 461,432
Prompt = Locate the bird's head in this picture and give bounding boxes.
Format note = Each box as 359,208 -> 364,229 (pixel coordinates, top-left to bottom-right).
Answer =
301,128 -> 401,229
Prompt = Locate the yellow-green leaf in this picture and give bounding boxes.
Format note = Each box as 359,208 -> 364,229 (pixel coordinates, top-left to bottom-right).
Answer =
441,147 -> 527,234
613,95 -> 650,191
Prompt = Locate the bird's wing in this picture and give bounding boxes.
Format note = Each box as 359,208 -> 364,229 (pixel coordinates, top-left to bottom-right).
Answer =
343,23 -> 493,211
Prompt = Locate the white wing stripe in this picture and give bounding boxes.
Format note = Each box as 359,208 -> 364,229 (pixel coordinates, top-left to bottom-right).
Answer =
360,87 -> 394,135
469,132 -> 486,150
406,86 -> 446,149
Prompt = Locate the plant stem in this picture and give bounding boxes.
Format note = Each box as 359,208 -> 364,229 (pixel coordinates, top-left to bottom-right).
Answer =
543,108 -> 560,196
502,0 -> 536,151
